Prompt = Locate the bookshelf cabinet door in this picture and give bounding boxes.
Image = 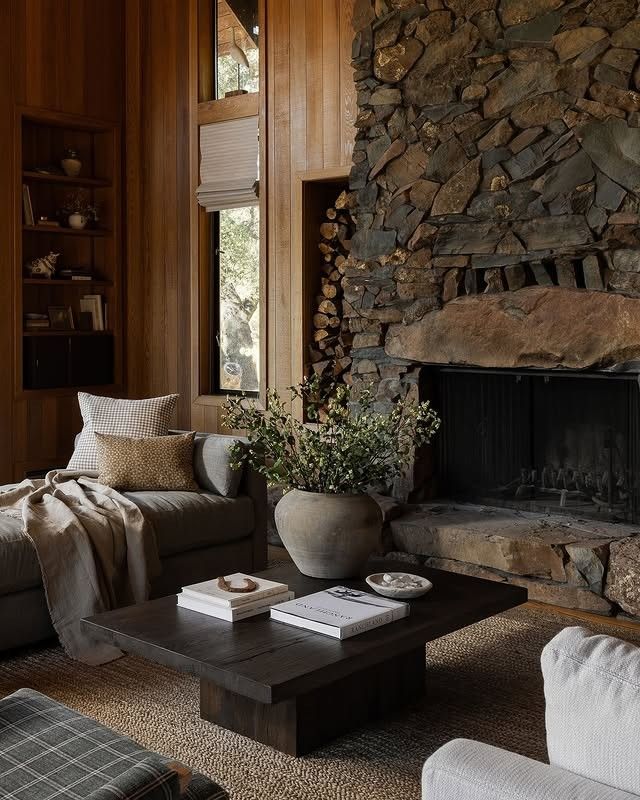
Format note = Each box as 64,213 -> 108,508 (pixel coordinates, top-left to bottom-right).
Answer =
23,337 -> 70,389
69,335 -> 114,386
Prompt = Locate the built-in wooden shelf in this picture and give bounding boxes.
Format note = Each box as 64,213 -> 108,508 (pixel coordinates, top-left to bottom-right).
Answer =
23,330 -> 112,336
23,278 -> 112,286
17,108 -> 120,415
22,170 -> 111,187
21,383 -> 121,399
22,225 -> 111,237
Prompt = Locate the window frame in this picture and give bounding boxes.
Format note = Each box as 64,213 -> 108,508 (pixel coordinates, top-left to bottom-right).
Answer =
212,0 -> 260,101
209,210 -> 260,397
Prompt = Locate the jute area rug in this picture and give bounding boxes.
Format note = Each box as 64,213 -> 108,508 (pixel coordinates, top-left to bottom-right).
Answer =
1,606 -> 638,800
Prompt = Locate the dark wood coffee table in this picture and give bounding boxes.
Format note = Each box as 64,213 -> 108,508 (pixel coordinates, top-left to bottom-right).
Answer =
83,562 -> 526,755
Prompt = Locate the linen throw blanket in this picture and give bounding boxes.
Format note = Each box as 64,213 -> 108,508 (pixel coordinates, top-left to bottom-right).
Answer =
0,471 -> 161,664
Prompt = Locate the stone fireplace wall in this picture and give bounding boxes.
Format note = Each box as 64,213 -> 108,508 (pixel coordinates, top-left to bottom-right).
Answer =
345,0 -> 640,404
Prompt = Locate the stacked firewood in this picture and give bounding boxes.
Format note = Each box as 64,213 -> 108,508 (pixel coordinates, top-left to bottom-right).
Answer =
308,191 -> 356,390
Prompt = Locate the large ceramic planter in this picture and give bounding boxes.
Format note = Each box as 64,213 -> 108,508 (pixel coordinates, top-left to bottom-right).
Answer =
275,489 -> 382,579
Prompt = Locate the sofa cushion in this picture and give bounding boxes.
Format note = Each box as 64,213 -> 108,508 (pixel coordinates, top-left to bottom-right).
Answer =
68,392 -> 178,472
542,626 -> 640,796
0,514 -> 41,594
192,433 -> 245,498
125,490 -> 254,557
97,431 -> 199,492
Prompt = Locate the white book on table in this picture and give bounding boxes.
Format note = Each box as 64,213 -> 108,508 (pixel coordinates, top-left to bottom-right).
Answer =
270,587 -> 409,640
181,573 -> 288,608
177,590 -> 294,622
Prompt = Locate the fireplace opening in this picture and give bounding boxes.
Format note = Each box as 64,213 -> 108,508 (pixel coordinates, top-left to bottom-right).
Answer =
425,367 -> 640,524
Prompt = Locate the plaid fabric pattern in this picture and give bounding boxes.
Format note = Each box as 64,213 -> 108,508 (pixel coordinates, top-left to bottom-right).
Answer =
0,690 -> 227,800
84,757 -> 181,800
68,393 -> 179,472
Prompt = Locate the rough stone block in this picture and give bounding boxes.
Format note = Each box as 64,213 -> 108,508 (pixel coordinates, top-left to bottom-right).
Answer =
605,537 -> 640,616
385,286 -> 640,370
581,254 -> 604,289
391,505 -> 572,581
423,556 -> 614,614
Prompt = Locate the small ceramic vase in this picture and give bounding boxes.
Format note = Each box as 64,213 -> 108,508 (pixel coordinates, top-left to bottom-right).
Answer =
61,149 -> 82,177
68,213 -> 87,230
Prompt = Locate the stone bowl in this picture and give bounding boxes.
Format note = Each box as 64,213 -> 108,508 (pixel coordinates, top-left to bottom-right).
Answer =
365,572 -> 433,600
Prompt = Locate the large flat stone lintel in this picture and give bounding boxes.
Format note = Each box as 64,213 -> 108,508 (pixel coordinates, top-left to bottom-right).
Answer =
385,286 -> 640,370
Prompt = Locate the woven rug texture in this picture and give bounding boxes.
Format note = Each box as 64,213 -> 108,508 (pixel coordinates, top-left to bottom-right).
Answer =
1,606 -> 638,800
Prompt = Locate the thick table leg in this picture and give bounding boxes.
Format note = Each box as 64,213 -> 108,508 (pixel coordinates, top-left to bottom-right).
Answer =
200,646 -> 426,756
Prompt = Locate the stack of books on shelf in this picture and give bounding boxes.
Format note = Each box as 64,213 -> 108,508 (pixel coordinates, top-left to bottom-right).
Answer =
24,313 -> 49,331
58,268 -> 95,281
270,587 -> 409,639
177,573 -> 293,622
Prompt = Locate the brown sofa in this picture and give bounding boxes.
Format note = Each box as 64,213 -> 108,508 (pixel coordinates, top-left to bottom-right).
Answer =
0,431 -> 267,652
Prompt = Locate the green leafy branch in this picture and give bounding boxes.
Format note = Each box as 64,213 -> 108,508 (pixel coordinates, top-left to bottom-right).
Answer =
222,377 -> 440,494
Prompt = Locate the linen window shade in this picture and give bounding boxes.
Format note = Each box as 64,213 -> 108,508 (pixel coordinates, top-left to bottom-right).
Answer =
197,116 -> 259,212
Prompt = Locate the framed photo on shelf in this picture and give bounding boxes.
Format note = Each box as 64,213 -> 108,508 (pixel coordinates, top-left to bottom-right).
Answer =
48,306 -> 75,330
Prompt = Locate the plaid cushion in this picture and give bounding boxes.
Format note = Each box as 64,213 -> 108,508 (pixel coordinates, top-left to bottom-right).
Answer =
68,393 -> 178,472
84,756 -> 181,799
0,689 -> 227,800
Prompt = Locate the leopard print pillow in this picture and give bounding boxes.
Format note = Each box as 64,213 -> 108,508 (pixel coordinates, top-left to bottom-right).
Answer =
95,432 -> 200,492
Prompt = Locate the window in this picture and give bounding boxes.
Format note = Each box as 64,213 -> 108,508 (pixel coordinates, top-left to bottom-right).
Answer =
215,0 -> 259,99
211,206 -> 260,394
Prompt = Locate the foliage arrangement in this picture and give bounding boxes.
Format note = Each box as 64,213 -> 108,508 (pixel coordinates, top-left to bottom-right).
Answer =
60,189 -> 98,221
223,378 -> 440,494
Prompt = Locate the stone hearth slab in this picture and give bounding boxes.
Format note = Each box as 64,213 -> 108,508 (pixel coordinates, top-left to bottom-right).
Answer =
420,556 -> 614,615
390,503 -> 636,585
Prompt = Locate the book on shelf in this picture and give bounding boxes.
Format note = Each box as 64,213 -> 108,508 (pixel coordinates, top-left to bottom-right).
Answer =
270,587 -> 409,640
80,294 -> 104,331
58,268 -> 95,281
24,320 -> 50,329
22,184 -> 34,226
177,590 -> 295,622
181,572 -> 289,609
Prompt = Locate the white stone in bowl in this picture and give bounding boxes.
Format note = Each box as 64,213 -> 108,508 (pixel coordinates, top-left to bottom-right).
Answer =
365,572 -> 433,599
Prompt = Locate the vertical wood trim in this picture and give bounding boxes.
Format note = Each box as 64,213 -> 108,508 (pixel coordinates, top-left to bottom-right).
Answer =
258,0 -> 269,409
176,0 -> 198,428
0,0 -> 14,482
322,0 -> 341,169
339,0 -> 356,166
267,0 -> 292,392
304,1 -> 323,173
125,0 -> 144,397
197,0 -> 214,103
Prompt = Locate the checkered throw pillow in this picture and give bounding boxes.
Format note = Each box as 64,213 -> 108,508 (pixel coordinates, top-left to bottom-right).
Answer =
68,392 -> 179,472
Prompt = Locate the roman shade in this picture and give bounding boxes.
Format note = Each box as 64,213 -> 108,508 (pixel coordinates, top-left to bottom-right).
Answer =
197,115 -> 259,212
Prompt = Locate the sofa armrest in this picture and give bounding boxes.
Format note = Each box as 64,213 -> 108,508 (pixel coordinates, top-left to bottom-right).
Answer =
541,626 -> 640,796
84,755 -> 181,800
422,739 -> 638,800
242,465 -> 268,571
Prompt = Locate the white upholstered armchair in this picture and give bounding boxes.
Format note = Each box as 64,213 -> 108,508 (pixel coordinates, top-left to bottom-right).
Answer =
423,626 -> 640,799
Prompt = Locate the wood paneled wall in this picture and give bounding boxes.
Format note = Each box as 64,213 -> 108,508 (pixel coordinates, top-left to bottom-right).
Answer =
125,0 -> 197,429
265,0 -> 356,396
0,1 -> 13,483
132,0 -> 357,434
11,0 -> 124,122
0,0 -> 125,482
0,0 -> 357,478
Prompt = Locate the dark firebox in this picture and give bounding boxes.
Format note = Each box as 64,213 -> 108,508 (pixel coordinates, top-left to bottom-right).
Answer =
426,366 -> 640,523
